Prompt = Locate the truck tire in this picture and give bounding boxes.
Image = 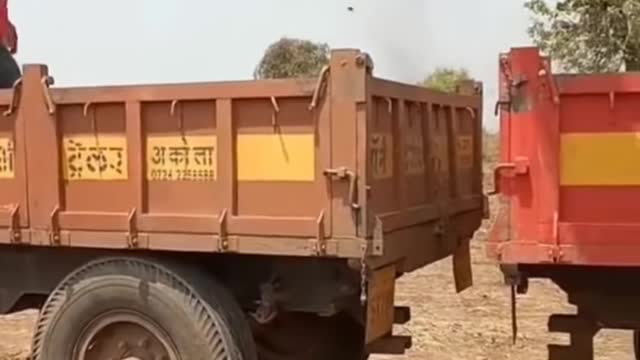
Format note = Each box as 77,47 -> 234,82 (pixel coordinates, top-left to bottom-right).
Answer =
0,45 -> 19,89
30,257 -> 257,360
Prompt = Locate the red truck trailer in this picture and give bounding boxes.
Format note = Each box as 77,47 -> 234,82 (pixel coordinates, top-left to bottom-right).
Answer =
490,46 -> 640,359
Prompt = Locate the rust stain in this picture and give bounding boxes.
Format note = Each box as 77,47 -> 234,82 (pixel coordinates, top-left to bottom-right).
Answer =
370,133 -> 393,180
457,135 -> 474,171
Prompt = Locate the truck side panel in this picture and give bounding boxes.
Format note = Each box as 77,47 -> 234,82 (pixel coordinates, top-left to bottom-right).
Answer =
0,64 -> 348,255
366,78 -> 484,272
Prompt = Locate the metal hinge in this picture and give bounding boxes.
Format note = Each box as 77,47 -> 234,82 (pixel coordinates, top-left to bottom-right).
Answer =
127,208 -> 138,248
218,208 -> 229,252
8,204 -> 20,243
311,210 -> 327,256
49,205 -> 60,245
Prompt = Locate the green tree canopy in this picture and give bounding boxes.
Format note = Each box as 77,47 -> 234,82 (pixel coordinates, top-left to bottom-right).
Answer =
254,37 -> 330,80
525,0 -> 640,73
420,67 -> 472,93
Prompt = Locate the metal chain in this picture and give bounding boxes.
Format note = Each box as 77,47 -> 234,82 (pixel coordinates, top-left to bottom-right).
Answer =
359,241 -> 368,305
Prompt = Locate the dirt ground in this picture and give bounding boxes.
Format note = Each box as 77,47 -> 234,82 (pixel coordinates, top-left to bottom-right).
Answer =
0,138 -> 636,359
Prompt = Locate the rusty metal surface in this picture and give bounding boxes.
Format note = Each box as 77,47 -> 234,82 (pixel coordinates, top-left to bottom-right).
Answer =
366,76 -> 484,270
0,49 -> 483,265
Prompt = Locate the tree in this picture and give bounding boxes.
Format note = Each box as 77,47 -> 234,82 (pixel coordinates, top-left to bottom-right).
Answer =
420,67 -> 472,93
254,37 -> 330,80
525,0 -> 640,73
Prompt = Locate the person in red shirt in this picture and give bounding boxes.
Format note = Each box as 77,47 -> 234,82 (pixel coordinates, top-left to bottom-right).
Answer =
0,0 -> 19,88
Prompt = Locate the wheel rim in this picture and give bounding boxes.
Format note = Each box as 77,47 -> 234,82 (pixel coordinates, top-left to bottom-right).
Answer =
73,310 -> 180,360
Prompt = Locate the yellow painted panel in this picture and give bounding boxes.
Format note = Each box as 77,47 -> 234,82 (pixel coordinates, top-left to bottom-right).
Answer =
561,132 -> 640,185
237,134 -> 315,182
62,135 -> 127,181
147,135 -> 217,181
370,133 -> 393,180
0,137 -> 15,179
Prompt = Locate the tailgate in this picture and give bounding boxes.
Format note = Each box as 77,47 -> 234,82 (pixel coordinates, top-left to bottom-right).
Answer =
364,77 -> 484,272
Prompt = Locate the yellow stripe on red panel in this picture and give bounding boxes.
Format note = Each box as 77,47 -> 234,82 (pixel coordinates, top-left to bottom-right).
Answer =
561,132 -> 640,186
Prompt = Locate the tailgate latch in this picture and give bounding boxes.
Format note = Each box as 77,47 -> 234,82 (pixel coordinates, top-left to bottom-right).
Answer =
324,167 -> 360,210
489,157 -> 530,195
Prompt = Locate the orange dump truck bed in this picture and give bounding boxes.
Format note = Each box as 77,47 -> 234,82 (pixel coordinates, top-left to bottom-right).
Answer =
0,49 -> 483,268
0,49 -> 484,356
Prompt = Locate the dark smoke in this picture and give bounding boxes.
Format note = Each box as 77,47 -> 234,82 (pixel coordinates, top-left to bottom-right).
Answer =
355,0 -> 428,82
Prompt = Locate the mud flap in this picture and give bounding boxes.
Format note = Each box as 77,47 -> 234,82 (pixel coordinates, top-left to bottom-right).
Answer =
365,264 -> 396,344
453,238 -> 473,293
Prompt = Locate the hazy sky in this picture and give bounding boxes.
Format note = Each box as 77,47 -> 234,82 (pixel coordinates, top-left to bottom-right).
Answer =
11,0 -> 533,130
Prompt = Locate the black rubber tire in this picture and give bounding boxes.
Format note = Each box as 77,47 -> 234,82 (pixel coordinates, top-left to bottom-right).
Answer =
0,45 -> 19,89
30,257 -> 258,360
252,311 -> 367,360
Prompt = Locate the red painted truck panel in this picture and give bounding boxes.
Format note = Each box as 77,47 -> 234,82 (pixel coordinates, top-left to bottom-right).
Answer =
490,46 -> 640,266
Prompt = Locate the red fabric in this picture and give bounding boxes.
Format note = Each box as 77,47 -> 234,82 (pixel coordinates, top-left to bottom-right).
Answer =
0,0 -> 7,40
0,0 -> 16,53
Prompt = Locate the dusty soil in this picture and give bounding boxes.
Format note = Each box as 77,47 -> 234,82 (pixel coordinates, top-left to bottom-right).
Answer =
371,227 -> 634,360
0,136 -> 635,359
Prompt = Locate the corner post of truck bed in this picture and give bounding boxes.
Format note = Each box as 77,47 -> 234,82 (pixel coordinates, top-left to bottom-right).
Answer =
503,47 -> 561,258
20,64 -> 62,242
449,80 -> 483,293
327,49 -> 371,239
